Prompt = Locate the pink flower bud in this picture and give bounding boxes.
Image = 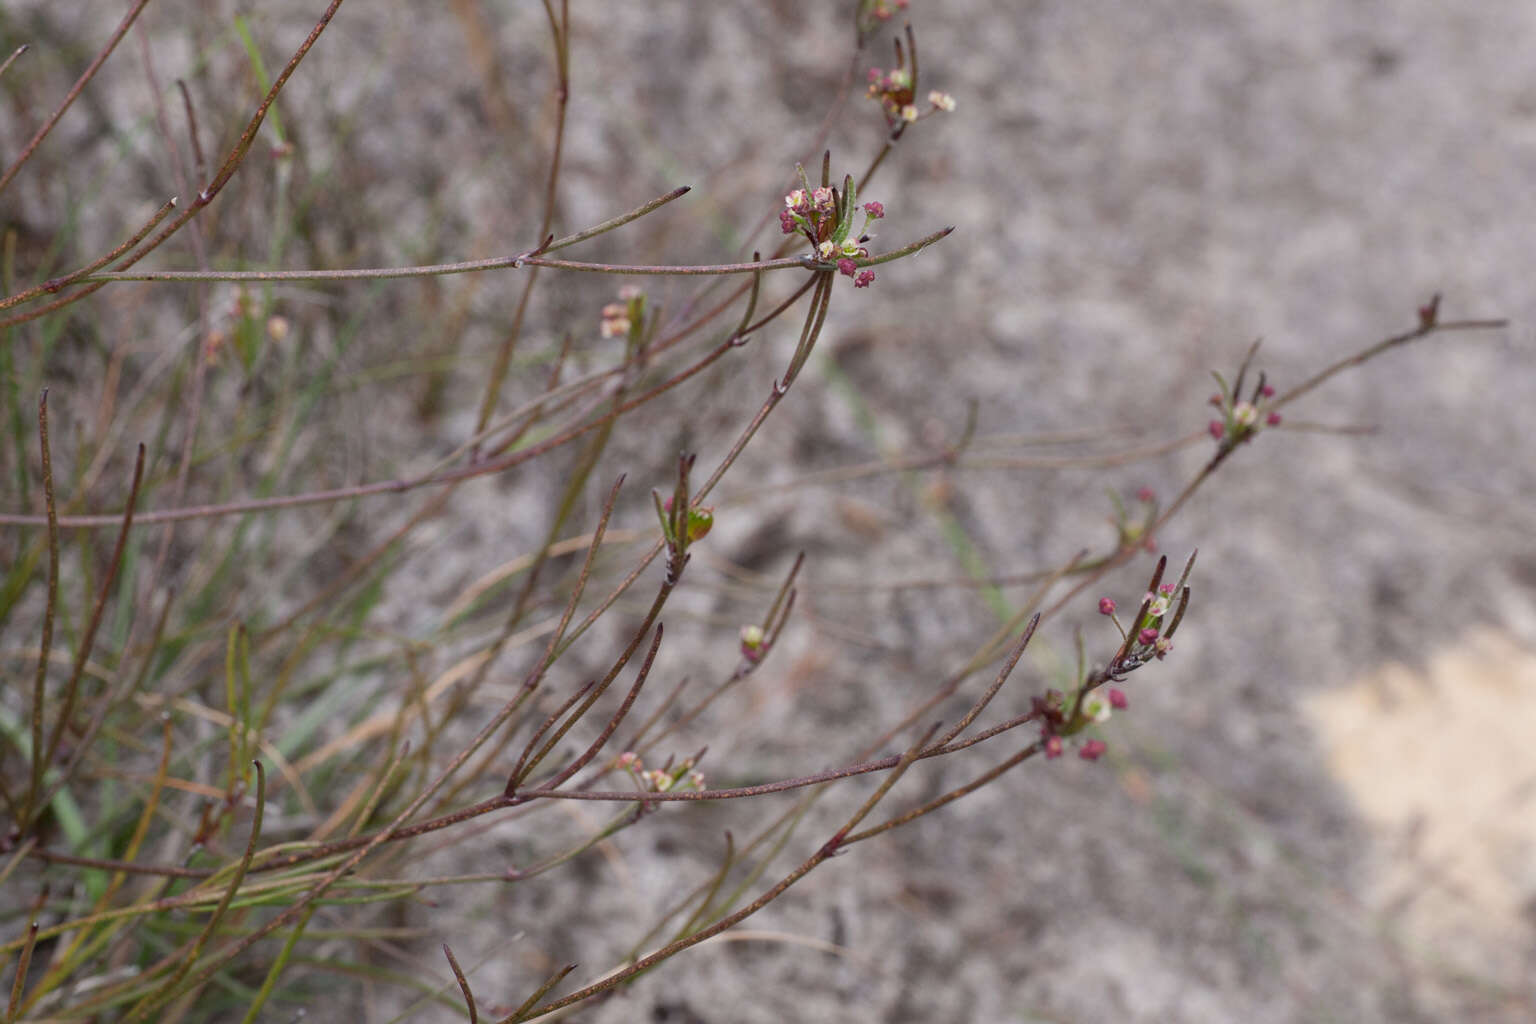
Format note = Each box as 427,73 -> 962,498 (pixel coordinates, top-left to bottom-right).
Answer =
1136,487 -> 1156,503
1079,739 -> 1108,761
1044,735 -> 1064,760
1267,411 -> 1282,427
1138,627 -> 1159,646
1098,597 -> 1117,615
1108,687 -> 1128,709
1208,420 -> 1226,440
837,258 -> 858,277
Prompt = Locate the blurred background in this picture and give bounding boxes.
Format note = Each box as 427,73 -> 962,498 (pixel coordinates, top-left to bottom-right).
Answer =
4,1 -> 1535,1021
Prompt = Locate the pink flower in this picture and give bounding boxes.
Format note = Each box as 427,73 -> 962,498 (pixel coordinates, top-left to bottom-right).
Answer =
837,258 -> 858,278
854,270 -> 876,288
1079,739 -> 1108,761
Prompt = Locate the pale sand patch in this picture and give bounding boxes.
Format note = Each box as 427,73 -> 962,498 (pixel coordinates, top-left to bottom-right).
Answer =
1303,627 -> 1536,984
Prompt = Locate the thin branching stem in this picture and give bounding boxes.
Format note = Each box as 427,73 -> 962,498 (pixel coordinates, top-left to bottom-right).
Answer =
0,0 -> 153,196
502,724 -> 941,1022
22,392 -> 60,834
40,444 -> 144,779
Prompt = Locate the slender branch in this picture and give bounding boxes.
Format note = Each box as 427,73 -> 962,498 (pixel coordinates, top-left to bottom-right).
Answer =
22,392 -> 60,834
0,0 -> 153,196
40,445 -> 145,782
0,45 -> 28,83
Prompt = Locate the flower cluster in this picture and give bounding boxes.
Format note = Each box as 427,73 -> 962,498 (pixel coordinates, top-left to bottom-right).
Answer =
617,752 -> 706,793
1103,580 -> 1180,663
862,0 -> 909,22
866,68 -> 957,127
779,168 -> 884,288
600,284 -> 646,340
865,24 -> 955,132
1207,368 -> 1281,450
1044,554 -> 1194,763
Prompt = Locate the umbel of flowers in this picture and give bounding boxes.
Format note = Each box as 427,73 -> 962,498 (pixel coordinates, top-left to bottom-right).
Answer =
779,166 -> 885,288
865,22 -> 956,131
1207,358 -> 1282,451
1040,553 -> 1196,761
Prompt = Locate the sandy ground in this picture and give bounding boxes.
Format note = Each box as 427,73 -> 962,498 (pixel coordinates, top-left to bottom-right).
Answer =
6,1 -> 1536,1021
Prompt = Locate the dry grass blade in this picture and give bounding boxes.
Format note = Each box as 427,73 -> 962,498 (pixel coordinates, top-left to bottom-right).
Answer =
121,761 -> 266,1022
